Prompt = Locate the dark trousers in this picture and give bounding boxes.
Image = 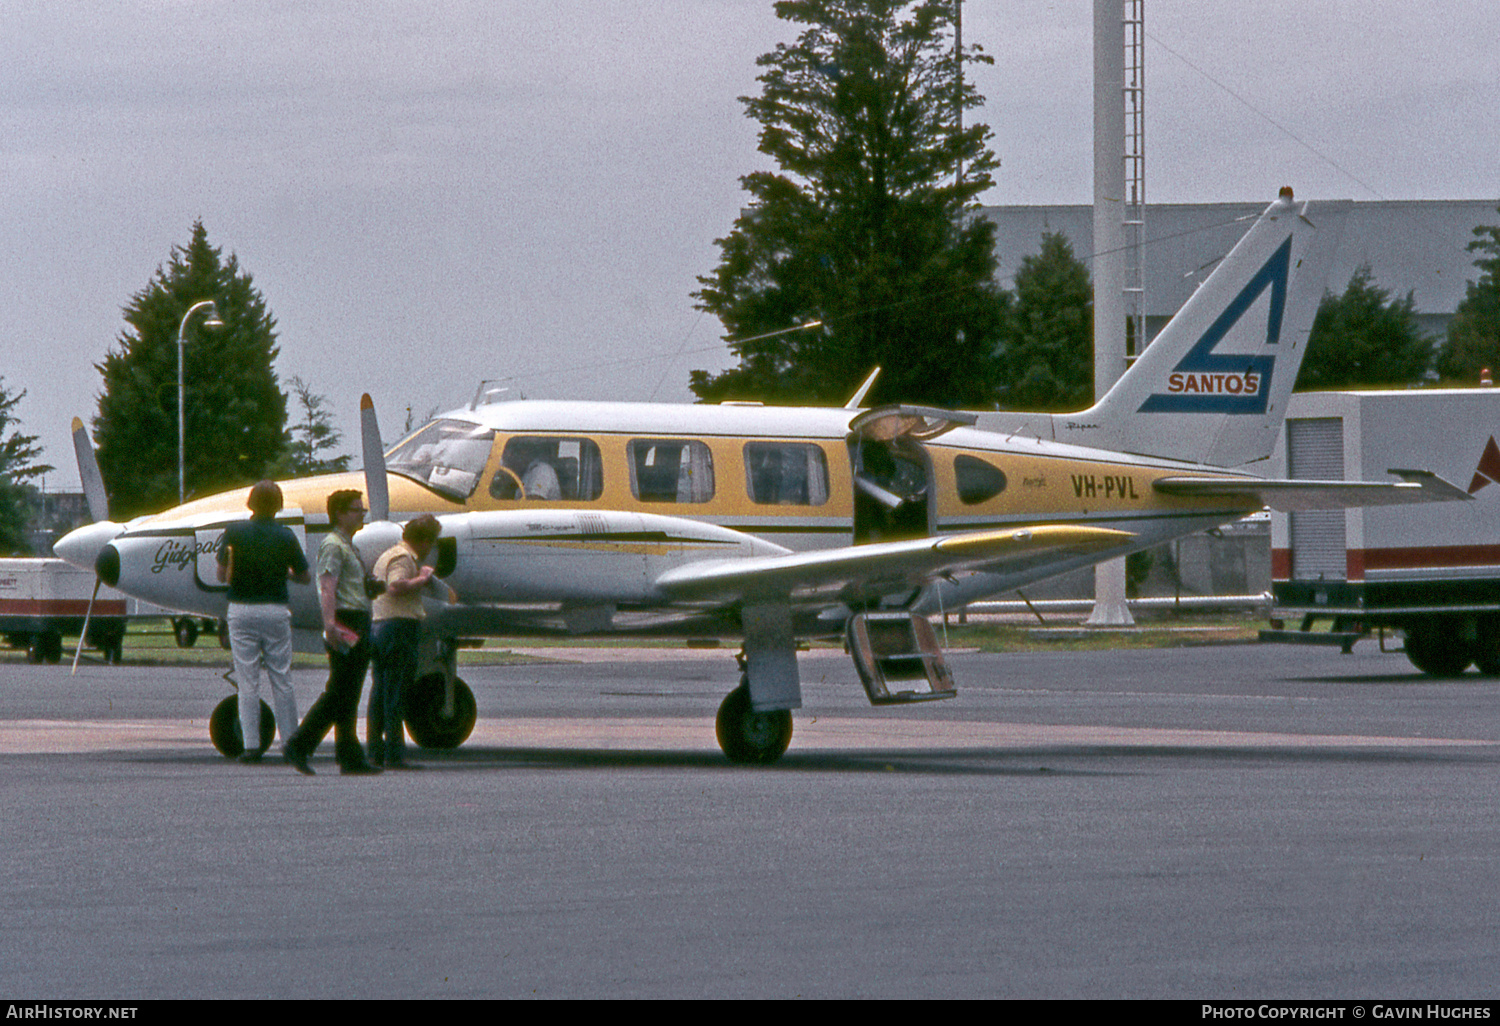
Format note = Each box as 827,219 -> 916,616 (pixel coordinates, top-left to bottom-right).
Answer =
288,609 -> 371,768
368,617 -> 420,765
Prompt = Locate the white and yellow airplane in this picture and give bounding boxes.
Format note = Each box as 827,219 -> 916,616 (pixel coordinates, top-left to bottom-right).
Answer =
53,191 -> 1469,763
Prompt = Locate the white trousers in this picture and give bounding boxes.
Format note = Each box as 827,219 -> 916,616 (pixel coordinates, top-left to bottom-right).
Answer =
227,602 -> 298,751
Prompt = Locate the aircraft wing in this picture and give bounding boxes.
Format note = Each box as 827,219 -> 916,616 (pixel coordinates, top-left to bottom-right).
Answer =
1153,469 -> 1472,511
653,525 -> 1134,603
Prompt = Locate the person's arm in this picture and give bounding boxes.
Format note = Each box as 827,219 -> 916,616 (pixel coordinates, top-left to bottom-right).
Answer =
287,535 -> 312,586
217,545 -> 233,584
319,574 -> 339,633
385,563 -> 434,595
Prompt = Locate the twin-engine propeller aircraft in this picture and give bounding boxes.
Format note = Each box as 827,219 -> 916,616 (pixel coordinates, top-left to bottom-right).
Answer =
55,190 -> 1469,763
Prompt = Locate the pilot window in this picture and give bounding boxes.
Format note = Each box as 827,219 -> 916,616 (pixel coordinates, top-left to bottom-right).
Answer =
629,439 -> 715,503
385,419 -> 496,501
743,442 -> 829,506
955,455 -> 1008,505
491,436 -> 603,501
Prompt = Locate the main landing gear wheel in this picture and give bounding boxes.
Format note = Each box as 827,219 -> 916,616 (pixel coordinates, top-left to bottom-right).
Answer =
716,682 -> 793,765
405,673 -> 477,750
174,617 -> 199,648
209,696 -> 277,758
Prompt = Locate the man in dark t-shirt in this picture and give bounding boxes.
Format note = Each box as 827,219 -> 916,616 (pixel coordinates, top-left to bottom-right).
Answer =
216,480 -> 311,762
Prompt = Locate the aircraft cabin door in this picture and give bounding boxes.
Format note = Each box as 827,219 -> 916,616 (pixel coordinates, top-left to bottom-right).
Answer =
193,515 -> 309,591
846,405 -> 975,546
194,525 -> 229,591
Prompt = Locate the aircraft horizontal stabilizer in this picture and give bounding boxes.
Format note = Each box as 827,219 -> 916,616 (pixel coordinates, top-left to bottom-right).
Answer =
1153,470 -> 1472,512
654,525 -> 1134,603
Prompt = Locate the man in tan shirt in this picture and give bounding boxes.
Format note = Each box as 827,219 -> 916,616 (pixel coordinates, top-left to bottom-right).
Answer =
367,514 -> 448,769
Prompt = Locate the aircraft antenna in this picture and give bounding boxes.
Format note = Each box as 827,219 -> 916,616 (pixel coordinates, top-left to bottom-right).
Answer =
844,368 -> 881,410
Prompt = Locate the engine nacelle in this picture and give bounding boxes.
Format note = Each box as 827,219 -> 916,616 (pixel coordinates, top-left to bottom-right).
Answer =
434,508 -> 788,605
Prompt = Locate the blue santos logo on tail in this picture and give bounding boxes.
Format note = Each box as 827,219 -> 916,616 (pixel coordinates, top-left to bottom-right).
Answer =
1138,235 -> 1292,414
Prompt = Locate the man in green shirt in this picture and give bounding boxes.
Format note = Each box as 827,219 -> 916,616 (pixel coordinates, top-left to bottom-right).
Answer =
285,489 -> 379,776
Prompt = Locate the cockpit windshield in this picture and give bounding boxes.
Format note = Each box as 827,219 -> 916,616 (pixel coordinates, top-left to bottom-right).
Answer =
385,419 -> 496,501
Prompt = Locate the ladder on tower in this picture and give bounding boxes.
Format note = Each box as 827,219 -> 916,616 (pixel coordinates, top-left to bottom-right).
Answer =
1122,0 -> 1147,362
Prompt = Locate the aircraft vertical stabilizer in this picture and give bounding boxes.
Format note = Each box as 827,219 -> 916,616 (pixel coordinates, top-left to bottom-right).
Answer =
978,192 -> 1348,468
1080,191 -> 1347,466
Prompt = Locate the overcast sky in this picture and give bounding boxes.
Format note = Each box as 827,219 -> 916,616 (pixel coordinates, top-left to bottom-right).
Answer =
5,0 -> 1497,491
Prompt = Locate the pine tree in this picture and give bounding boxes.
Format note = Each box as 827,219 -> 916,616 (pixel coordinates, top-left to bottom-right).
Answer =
0,378 -> 53,555
1436,208 -> 1500,384
999,232 -> 1094,411
93,222 -> 287,519
691,0 -> 1009,408
1296,264 -> 1431,391
272,377 -> 352,478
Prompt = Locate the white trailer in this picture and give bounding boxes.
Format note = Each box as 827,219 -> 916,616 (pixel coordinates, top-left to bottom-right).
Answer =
1264,388 -> 1500,675
0,557 -> 128,663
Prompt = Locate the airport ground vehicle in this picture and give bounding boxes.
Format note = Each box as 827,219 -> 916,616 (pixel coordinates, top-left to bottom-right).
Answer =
0,557 -> 126,663
1263,388 -> 1500,675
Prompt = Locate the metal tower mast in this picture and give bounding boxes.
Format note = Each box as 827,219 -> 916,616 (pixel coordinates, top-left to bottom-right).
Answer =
1088,0 -> 1145,626
1123,0 -> 1147,360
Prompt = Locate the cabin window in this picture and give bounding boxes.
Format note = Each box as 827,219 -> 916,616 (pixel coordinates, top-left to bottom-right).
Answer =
628,439 -> 715,503
744,442 -> 829,506
955,455 -> 1007,505
386,419 -> 496,501
491,437 -> 604,501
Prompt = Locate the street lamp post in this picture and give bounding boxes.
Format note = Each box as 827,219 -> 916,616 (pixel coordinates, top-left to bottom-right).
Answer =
178,300 -> 224,506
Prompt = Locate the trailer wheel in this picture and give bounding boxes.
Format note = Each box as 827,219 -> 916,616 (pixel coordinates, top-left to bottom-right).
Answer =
27,632 -> 63,664
1404,626 -> 1471,678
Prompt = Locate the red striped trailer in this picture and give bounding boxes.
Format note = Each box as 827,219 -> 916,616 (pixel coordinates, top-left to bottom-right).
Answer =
1264,388 -> 1500,675
0,558 -> 126,663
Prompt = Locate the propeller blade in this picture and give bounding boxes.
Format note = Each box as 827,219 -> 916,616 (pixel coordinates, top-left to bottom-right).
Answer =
360,394 -> 389,522
71,417 -> 109,522
71,576 -> 102,675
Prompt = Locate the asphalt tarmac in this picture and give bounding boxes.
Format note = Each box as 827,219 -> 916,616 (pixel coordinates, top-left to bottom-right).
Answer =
3,640 -> 1499,999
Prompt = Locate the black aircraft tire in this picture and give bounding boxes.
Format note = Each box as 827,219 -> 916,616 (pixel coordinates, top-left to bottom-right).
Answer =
404,674 -> 477,750
174,618 -> 199,649
209,696 -> 277,758
716,683 -> 793,765
1404,626 -> 1472,678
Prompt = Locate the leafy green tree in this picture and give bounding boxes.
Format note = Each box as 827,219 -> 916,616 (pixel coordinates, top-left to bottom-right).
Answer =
1436,207 -> 1500,383
271,376 -> 351,478
691,0 -> 1009,408
93,222 -> 287,518
0,378 -> 53,555
1295,264 -> 1431,391
998,232 -> 1094,411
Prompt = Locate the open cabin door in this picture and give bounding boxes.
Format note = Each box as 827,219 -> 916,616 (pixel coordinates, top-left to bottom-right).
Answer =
846,405 -> 975,546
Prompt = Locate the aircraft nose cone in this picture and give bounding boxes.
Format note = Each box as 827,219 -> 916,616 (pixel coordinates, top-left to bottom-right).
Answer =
53,521 -> 124,572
